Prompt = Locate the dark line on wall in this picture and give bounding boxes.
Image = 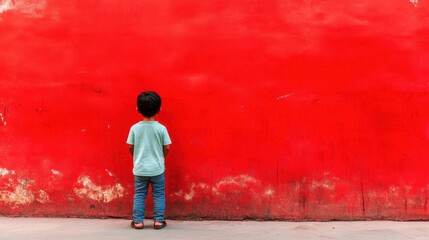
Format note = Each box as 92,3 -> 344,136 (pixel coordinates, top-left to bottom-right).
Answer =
424,195 -> 428,213
361,180 -> 366,216
276,159 -> 279,192
301,192 -> 306,214
404,197 -> 408,213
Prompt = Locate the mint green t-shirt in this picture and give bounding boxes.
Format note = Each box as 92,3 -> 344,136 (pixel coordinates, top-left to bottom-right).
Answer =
126,121 -> 172,176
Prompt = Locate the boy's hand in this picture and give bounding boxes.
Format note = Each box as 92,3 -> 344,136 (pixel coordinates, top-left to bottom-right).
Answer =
163,145 -> 170,157
129,144 -> 134,156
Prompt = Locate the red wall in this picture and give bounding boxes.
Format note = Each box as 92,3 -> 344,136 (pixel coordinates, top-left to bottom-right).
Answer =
1,0 -> 429,220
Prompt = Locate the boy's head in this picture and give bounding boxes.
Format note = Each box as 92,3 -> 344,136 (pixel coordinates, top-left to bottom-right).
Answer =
137,91 -> 162,118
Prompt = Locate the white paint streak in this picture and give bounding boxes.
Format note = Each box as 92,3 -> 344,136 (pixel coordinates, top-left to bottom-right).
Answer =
105,169 -> 113,177
276,92 -> 295,100
74,175 -> 124,203
410,0 -> 418,7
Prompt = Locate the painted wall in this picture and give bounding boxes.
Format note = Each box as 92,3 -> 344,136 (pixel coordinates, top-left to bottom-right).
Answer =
1,0 -> 429,220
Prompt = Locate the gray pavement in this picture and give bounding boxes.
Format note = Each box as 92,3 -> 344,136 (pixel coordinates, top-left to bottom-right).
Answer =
0,217 -> 428,240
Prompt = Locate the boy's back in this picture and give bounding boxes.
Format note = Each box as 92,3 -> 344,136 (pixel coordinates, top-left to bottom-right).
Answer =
127,121 -> 171,176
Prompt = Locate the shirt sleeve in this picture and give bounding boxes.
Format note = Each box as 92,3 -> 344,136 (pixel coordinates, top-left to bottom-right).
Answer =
126,127 -> 134,145
163,127 -> 172,145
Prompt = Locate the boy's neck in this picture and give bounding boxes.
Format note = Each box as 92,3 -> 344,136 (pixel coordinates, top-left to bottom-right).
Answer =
142,117 -> 156,121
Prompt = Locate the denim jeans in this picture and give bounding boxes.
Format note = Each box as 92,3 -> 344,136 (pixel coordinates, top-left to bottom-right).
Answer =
133,173 -> 165,223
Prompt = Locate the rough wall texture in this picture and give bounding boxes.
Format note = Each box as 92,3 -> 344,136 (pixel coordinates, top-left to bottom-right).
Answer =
1,0 -> 429,220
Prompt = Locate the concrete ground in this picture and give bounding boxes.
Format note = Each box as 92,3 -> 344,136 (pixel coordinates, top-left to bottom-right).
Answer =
0,217 -> 428,240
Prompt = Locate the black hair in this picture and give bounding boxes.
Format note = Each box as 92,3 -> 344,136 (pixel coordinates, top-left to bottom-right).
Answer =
137,91 -> 162,118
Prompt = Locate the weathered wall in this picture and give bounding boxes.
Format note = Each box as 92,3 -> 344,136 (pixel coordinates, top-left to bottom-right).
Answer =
1,0 -> 429,220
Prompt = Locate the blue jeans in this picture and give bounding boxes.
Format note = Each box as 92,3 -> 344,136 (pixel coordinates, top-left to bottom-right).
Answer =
133,173 -> 166,223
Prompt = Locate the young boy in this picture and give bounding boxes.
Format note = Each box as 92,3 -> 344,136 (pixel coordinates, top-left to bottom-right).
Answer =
127,91 -> 172,230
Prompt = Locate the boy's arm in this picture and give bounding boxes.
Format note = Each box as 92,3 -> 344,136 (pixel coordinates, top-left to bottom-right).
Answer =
163,145 -> 170,157
129,144 -> 134,156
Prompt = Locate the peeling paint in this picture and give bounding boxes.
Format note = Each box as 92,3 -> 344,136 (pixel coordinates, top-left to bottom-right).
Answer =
175,175 -> 262,201
310,179 -> 336,190
389,186 -> 400,197
0,0 -> 13,14
0,112 -> 5,126
211,187 -> 220,196
409,0 -> 418,7
173,190 -> 184,197
183,183 -> 210,201
0,184 -> 35,206
51,169 -> 62,177
0,178 -> 47,206
74,175 -> 124,203
215,175 -> 259,188
0,0 -> 47,17
0,167 -> 15,177
264,188 -> 275,196
309,173 -> 339,191
36,190 -> 50,203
